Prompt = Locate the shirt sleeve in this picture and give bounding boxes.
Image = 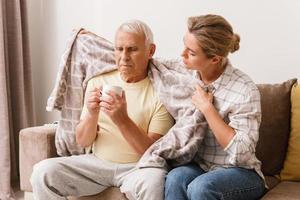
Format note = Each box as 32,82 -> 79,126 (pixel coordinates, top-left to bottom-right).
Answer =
148,101 -> 175,135
224,87 -> 262,165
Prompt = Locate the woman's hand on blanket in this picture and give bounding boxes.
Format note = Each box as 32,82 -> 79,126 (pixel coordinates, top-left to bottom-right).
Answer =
87,86 -> 102,117
99,90 -> 128,125
192,85 -> 214,114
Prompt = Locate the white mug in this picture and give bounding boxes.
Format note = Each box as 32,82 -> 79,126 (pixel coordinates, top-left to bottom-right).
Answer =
101,85 -> 123,97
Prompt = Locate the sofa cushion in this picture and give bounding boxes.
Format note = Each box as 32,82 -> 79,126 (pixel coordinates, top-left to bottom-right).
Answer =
19,126 -> 57,192
280,83 -> 300,180
256,79 -> 297,176
69,187 -> 127,200
265,176 -> 281,190
261,181 -> 300,200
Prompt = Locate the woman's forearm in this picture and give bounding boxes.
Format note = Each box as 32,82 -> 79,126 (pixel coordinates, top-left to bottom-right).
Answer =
202,104 -> 235,149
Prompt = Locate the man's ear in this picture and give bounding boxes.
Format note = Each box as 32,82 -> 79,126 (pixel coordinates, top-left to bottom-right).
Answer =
148,44 -> 156,58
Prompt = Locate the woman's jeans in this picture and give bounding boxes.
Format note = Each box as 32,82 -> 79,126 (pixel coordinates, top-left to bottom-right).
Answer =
165,163 -> 265,200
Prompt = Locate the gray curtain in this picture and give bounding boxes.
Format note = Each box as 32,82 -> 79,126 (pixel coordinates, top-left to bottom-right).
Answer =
0,0 -> 35,199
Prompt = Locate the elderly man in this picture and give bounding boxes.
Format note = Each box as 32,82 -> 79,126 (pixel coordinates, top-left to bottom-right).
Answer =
30,20 -> 174,200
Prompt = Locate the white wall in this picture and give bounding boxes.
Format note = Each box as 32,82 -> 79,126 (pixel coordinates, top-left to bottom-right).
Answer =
27,0 -> 300,125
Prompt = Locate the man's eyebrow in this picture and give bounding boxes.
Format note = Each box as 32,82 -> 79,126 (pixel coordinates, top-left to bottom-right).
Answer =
115,44 -> 137,48
115,45 -> 138,49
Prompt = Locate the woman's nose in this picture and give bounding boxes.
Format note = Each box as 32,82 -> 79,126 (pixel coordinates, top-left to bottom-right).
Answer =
181,49 -> 187,58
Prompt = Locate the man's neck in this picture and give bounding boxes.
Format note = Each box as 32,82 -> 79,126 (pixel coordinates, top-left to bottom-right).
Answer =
120,73 -> 147,83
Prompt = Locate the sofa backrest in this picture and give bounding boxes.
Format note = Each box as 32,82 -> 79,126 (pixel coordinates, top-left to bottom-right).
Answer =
256,79 -> 297,176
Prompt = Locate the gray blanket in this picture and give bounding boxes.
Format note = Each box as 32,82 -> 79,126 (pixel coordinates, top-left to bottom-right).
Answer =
47,29 -> 207,168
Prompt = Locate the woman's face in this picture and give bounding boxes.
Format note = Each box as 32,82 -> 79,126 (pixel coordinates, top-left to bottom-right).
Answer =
181,31 -> 212,71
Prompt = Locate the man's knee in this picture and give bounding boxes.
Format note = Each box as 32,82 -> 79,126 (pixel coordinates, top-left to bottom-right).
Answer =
30,158 -> 64,186
121,168 -> 166,200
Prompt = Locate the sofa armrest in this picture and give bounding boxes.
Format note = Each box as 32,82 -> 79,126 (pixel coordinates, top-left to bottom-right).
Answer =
19,125 -> 58,192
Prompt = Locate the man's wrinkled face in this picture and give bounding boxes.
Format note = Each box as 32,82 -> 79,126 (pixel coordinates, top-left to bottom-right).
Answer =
114,30 -> 154,82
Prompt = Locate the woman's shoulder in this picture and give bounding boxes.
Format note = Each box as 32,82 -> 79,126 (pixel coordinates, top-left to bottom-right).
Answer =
230,65 -> 257,88
227,65 -> 260,102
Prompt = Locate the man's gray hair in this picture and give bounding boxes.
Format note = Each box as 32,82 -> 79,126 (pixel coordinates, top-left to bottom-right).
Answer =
117,20 -> 154,46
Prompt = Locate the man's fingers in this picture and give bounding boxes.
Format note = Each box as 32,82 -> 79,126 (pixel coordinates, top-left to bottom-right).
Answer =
90,86 -> 102,94
106,91 -> 122,99
99,101 -> 112,110
100,107 -> 111,115
89,102 -> 100,109
88,96 -> 100,103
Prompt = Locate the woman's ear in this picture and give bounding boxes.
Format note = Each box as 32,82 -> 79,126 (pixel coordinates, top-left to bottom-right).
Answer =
211,55 -> 222,65
148,44 -> 156,58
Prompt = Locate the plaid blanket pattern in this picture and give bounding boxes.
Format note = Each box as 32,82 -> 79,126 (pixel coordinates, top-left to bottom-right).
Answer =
47,29 -> 207,168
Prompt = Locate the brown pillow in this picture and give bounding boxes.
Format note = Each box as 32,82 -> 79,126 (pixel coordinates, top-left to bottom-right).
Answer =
256,79 -> 297,176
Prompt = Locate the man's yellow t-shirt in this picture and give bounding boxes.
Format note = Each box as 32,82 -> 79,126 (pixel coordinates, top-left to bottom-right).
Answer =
81,70 -> 174,163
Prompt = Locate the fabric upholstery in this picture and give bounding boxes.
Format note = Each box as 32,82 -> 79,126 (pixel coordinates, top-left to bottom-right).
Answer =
25,188 -> 127,200
264,176 -> 281,190
256,79 -> 297,175
261,181 -> 300,200
69,188 -> 126,200
280,83 -> 300,180
19,126 -> 57,192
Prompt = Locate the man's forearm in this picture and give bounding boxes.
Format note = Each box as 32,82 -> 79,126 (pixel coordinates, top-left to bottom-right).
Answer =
75,115 -> 98,147
117,117 -> 157,155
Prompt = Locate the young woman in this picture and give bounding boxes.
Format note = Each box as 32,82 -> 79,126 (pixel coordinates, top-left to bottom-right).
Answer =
164,14 -> 266,200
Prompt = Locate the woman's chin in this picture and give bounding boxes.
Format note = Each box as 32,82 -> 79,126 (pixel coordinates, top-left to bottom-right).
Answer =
184,64 -> 192,70
182,61 -> 188,67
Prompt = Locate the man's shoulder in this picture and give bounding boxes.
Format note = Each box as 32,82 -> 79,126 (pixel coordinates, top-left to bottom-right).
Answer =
89,70 -> 119,82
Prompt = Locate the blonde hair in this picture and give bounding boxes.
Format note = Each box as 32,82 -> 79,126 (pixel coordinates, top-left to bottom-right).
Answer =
117,20 -> 154,46
187,14 -> 240,58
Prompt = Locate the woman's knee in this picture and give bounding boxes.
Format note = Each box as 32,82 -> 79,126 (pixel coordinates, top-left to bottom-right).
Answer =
166,165 -> 200,189
187,178 -> 220,199
165,168 -> 183,188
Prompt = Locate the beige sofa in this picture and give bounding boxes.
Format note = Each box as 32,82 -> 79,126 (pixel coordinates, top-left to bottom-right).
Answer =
19,79 -> 300,199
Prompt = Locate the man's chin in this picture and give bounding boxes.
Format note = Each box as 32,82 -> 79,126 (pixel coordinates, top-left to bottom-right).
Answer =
119,73 -> 134,83
119,67 -> 132,74
119,70 -> 131,77
120,65 -> 132,68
